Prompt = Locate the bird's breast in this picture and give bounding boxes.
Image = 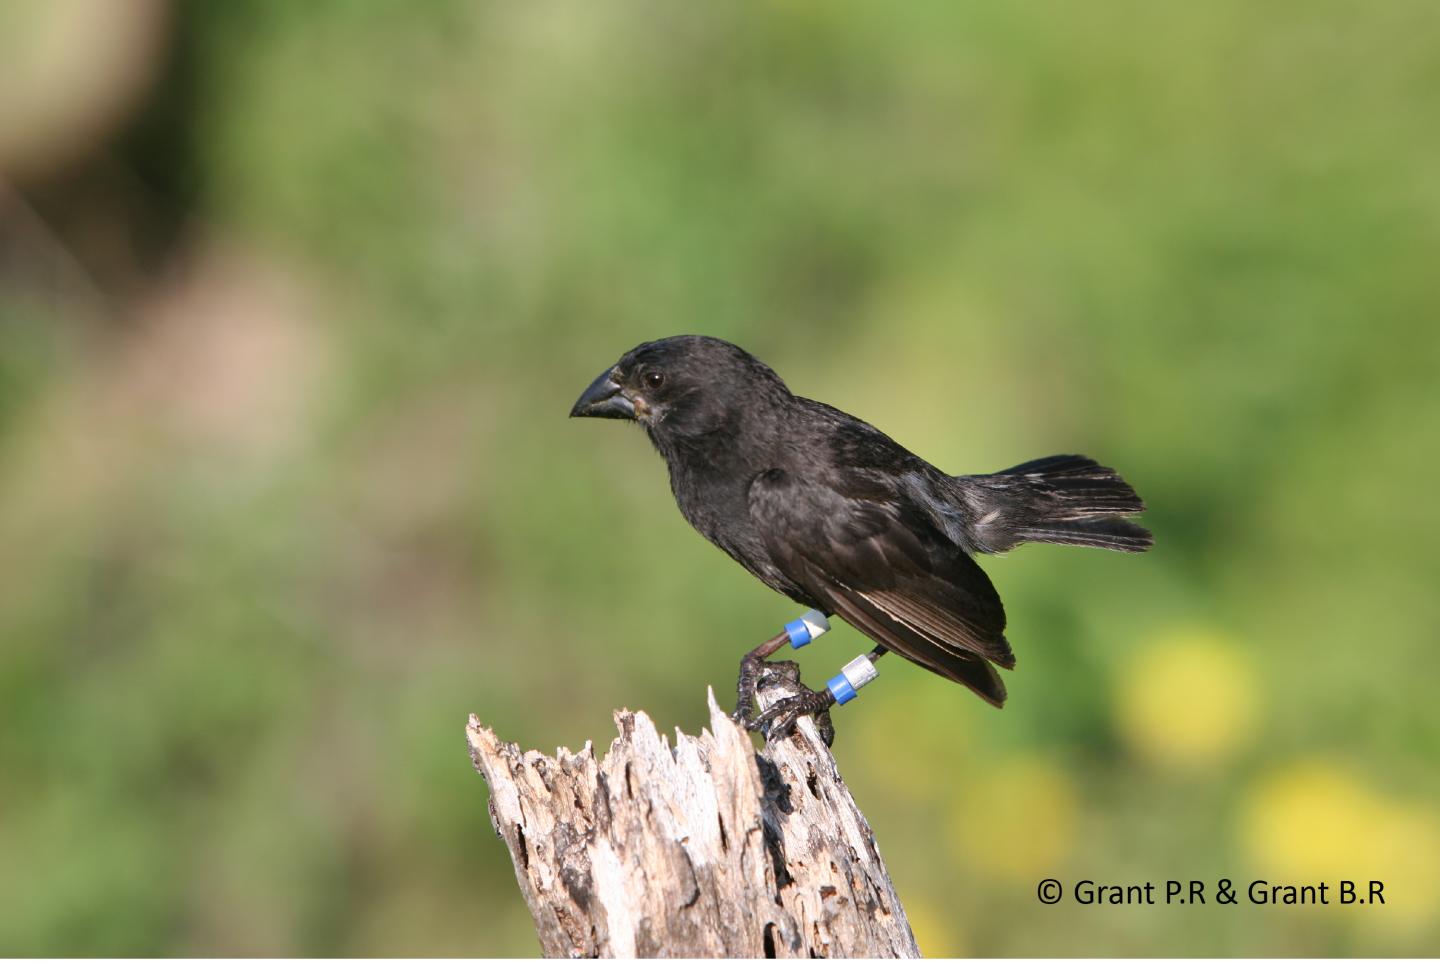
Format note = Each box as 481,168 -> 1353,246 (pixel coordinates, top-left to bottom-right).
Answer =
667,459 -> 752,541
659,441 -> 820,607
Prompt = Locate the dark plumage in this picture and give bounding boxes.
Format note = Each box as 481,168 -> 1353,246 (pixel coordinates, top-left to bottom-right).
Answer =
571,335 -> 1151,727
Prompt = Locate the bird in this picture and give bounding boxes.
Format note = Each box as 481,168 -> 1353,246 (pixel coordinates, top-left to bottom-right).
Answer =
570,335 -> 1151,743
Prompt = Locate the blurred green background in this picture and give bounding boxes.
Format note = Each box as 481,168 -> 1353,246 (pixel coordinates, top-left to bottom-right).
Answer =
3,0 -> 1438,956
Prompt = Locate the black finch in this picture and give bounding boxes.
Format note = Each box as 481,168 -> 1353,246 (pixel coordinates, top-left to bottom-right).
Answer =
571,335 -> 1151,739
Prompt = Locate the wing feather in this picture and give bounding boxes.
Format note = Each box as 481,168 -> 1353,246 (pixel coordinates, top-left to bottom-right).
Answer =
824,585 -> 1008,706
749,467 -> 1014,701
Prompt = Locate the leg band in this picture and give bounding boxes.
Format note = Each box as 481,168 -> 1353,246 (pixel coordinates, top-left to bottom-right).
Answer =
785,609 -> 830,648
826,654 -> 879,705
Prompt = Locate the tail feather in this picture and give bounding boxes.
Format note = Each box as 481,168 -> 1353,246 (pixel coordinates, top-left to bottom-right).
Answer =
958,455 -> 1153,554
1013,519 -> 1154,551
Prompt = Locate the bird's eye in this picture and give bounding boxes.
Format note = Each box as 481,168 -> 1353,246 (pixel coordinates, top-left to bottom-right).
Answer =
644,370 -> 665,390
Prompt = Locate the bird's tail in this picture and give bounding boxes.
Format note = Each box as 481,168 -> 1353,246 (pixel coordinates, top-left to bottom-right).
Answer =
958,454 -> 1153,554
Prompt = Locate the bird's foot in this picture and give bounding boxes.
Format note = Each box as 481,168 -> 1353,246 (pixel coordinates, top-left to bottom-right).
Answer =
748,686 -> 837,747
759,659 -> 802,688
733,657 -> 803,724
732,654 -> 761,724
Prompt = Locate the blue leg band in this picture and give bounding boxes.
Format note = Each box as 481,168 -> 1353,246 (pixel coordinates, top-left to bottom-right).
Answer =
828,674 -> 858,704
827,655 -> 878,705
784,609 -> 830,649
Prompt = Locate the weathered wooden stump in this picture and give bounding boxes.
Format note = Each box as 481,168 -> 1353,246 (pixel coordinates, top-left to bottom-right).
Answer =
468,678 -> 920,958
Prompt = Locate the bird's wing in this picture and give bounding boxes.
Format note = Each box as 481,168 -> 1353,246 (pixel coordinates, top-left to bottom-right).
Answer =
748,467 -> 1013,705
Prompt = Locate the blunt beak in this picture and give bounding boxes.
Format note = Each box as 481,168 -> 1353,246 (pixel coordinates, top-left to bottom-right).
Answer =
569,367 -> 636,420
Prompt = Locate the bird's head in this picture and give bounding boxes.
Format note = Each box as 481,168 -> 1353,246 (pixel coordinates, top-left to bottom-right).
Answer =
569,335 -> 790,444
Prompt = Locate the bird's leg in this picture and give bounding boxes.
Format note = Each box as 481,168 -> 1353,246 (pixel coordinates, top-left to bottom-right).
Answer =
751,646 -> 888,747
732,609 -> 832,724
732,631 -> 789,724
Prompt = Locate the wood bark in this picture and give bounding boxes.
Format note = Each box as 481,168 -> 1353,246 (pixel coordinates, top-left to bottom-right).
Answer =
467,676 -> 921,958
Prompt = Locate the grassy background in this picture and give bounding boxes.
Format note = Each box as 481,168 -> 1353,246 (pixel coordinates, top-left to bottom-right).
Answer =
2,0 -> 1438,955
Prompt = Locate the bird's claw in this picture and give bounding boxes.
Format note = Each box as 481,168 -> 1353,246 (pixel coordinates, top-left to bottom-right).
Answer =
733,652 -> 836,746
732,654 -> 764,723
733,658 -> 805,724
747,687 -> 837,746
759,659 -> 801,688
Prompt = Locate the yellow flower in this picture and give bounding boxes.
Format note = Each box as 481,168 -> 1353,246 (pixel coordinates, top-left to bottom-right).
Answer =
1242,760 -> 1440,937
1114,628 -> 1257,769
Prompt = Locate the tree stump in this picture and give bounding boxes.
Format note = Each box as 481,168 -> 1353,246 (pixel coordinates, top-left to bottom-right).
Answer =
467,677 -> 921,958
